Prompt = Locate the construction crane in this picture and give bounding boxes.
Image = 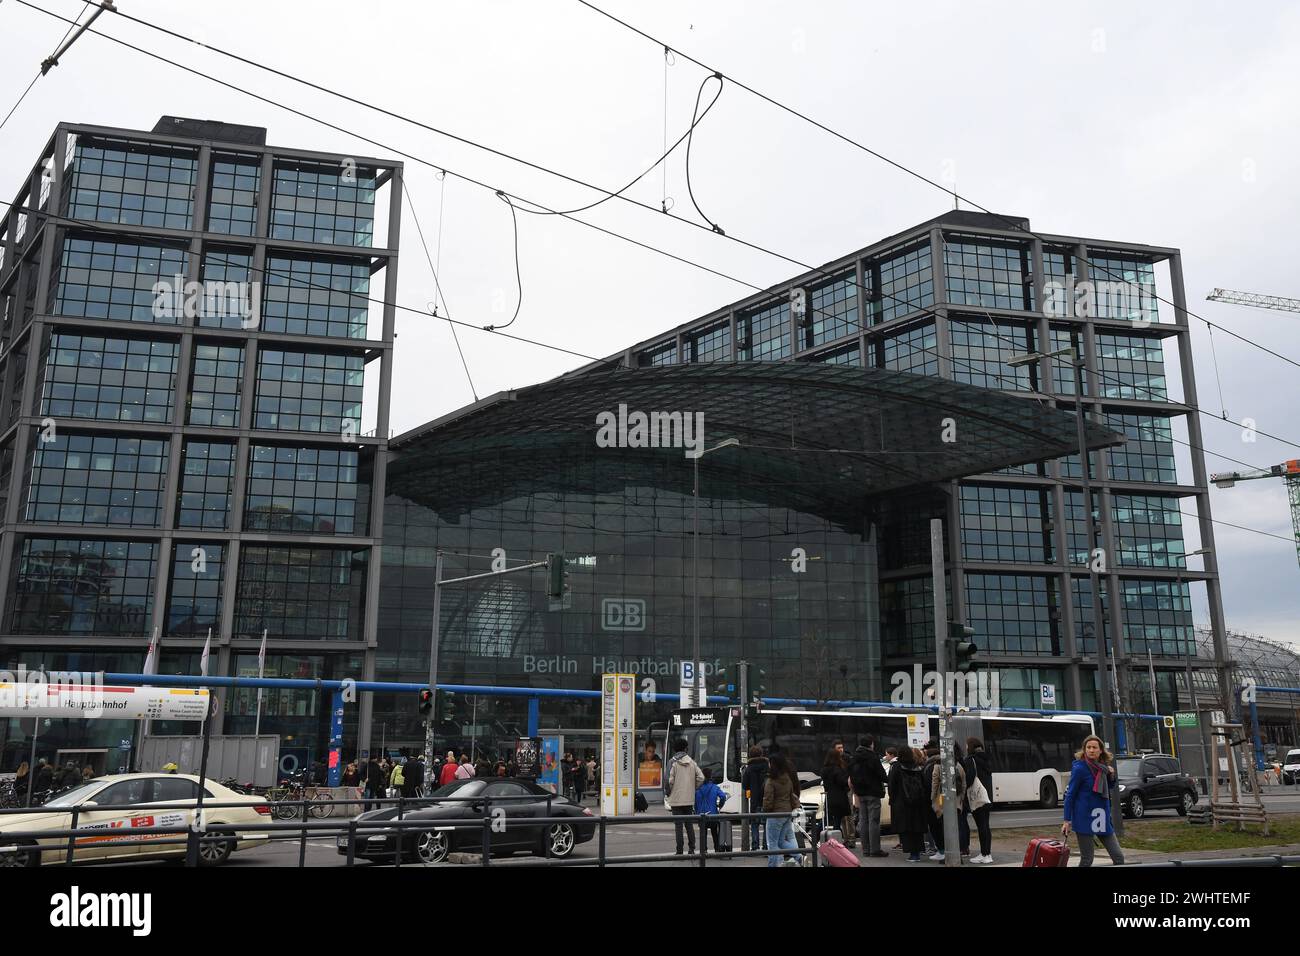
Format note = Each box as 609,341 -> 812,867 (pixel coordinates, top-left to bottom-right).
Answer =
1205,289 -> 1300,313
1211,461 -> 1300,569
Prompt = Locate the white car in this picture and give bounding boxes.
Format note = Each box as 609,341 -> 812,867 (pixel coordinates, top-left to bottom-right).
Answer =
0,773 -> 272,868
803,772 -> 894,834
1283,749 -> 1300,786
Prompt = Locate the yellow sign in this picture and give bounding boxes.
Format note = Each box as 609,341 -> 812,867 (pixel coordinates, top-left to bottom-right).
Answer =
1163,716 -> 1175,728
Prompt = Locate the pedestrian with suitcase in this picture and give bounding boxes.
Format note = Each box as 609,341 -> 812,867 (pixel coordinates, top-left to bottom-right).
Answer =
1062,734 -> 1125,867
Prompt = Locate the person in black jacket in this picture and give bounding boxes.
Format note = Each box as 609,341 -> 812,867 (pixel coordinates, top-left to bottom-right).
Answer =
740,746 -> 769,850
404,754 -> 425,798
363,754 -> 384,810
820,748 -> 851,839
886,746 -> 928,862
964,737 -> 995,863
848,735 -> 888,858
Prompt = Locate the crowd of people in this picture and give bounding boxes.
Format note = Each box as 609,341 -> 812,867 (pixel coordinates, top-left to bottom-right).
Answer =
667,731 -> 1125,867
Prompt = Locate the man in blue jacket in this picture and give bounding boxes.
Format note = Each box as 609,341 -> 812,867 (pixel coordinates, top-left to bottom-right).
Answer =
1062,734 -> 1125,867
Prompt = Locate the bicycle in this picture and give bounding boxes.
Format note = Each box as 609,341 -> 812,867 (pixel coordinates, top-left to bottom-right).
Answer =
267,772 -> 333,819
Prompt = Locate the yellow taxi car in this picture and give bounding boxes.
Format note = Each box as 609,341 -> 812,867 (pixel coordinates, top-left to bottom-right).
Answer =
0,773 -> 271,867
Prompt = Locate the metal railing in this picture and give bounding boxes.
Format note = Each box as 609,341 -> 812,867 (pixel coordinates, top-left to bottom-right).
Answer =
0,795 -> 818,868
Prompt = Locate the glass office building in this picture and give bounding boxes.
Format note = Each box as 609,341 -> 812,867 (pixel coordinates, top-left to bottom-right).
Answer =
372,210 -> 1230,760
0,119 -> 400,773
1,121 -> 1231,771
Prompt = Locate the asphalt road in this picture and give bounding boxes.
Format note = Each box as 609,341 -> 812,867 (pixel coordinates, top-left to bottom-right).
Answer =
94,790 -> 1300,868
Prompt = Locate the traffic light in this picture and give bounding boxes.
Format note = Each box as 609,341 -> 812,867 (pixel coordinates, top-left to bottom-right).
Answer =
439,691 -> 456,723
417,688 -> 433,717
546,552 -> 569,609
950,623 -> 977,673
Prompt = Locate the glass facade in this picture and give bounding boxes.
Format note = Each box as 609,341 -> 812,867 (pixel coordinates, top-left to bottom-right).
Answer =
176,441 -> 235,530
53,235 -> 189,324
684,320 -> 729,363
949,318 -> 1036,391
39,333 -> 179,424
244,445 -> 364,535
959,484 -> 1054,564
63,137 -> 197,230
964,573 -> 1060,656
271,160 -> 375,247
8,538 -> 159,636
254,349 -> 363,434
262,254 -> 370,339
876,321 -> 938,376
873,242 -> 933,323
375,443 -> 880,740
23,433 -> 167,527
806,272 -> 858,348
234,545 -> 368,640
188,342 -> 244,428
738,300 -> 790,361
943,239 -> 1033,312
165,542 -> 225,636
207,153 -> 260,236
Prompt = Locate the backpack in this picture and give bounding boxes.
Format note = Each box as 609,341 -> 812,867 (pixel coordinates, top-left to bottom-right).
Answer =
899,767 -> 926,807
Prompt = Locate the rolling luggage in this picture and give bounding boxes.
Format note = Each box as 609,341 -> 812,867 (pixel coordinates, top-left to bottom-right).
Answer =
1022,837 -> 1070,867
716,818 -> 733,852
818,830 -> 860,868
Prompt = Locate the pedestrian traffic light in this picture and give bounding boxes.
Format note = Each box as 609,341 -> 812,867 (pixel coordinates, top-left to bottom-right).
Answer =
418,688 -> 433,716
546,552 -> 569,608
950,623 -> 977,673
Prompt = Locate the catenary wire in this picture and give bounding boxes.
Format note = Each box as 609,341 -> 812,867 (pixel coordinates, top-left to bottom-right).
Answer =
18,0 -> 1298,458
0,0 -> 90,131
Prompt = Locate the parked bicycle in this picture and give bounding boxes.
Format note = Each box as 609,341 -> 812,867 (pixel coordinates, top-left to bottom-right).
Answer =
267,771 -> 333,820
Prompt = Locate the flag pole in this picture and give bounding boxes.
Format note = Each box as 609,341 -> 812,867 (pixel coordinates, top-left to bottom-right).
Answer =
254,629 -> 267,739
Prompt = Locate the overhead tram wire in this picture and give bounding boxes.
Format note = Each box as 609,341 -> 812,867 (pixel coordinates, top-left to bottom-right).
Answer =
576,0 -> 1300,379
485,192 -> 522,332
0,0 -> 91,132
3,224 -> 1289,551
22,0 -> 1300,457
401,178 -> 479,401
0,189 -> 1276,478
0,197 -> 623,371
9,9 -> 1294,465
10,0 -> 750,295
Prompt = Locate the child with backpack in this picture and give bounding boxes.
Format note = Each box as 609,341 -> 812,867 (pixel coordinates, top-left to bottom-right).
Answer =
694,768 -> 728,853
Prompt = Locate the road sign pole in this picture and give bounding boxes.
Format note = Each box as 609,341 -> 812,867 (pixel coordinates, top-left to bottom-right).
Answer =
931,519 -> 959,866
424,551 -> 443,779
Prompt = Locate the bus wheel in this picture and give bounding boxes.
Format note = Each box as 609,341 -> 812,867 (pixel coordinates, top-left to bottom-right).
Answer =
1038,777 -> 1058,809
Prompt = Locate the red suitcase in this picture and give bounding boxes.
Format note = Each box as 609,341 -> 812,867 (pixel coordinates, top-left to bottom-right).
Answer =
1022,838 -> 1070,868
818,836 -> 861,868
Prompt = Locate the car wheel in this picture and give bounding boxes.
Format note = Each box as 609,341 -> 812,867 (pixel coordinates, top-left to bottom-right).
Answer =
1129,793 -> 1145,819
0,841 -> 39,868
1177,791 -> 1195,816
197,831 -> 235,867
1038,777 -> 1058,810
544,823 -> 576,858
411,831 -> 449,865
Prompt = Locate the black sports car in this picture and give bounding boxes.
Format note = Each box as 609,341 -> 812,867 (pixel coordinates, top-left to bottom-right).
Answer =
338,778 -> 596,864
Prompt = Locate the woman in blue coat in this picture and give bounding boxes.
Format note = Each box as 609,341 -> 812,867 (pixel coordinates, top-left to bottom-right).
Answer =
1061,734 -> 1125,867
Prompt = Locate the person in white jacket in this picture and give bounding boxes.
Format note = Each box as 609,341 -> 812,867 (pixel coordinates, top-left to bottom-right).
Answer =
666,739 -> 704,855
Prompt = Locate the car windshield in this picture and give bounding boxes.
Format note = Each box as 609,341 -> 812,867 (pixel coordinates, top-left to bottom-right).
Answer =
43,781 -> 105,807
1115,758 -> 1142,779
431,779 -> 486,799
1286,753 -> 1300,765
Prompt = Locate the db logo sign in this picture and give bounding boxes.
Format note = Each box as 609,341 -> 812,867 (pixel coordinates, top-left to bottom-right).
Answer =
602,599 -> 646,631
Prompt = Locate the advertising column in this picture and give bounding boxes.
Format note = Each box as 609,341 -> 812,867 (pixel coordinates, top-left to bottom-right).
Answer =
601,673 -> 635,816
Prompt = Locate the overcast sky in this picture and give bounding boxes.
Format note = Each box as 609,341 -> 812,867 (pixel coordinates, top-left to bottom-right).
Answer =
2,0 -> 1297,646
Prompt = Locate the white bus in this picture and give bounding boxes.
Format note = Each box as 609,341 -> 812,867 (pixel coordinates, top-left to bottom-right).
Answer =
658,706 -> 1094,814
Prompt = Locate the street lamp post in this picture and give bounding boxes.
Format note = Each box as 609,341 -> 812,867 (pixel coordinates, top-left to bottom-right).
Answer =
692,438 -> 740,708
1007,346 -> 1117,749
1179,548 -> 1212,789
